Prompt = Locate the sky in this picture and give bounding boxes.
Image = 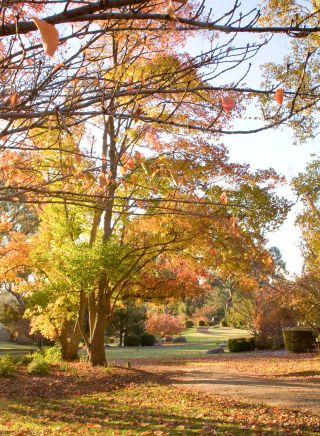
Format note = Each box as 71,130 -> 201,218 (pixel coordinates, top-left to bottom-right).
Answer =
187,0 -> 320,274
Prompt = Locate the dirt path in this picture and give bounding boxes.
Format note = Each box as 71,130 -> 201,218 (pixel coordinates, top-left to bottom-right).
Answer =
138,362 -> 320,415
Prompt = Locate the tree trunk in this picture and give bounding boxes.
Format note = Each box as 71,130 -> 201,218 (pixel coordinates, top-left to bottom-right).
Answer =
62,323 -> 82,361
119,319 -> 124,346
88,311 -> 108,365
60,292 -> 87,361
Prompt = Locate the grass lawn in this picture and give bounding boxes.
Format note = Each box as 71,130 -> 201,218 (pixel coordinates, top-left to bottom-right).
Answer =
104,327 -> 251,362
0,363 -> 319,435
0,341 -> 37,355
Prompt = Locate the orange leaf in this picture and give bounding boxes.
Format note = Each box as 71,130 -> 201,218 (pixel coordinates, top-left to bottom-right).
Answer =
52,63 -> 64,74
274,88 -> 284,105
135,151 -> 143,161
9,93 -> 18,106
126,158 -> 135,170
133,106 -> 143,123
32,17 -> 59,57
229,215 -> 238,235
220,191 -> 228,205
221,96 -> 235,113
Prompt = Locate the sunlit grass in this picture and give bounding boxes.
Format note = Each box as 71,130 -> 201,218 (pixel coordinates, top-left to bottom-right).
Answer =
105,327 -> 251,361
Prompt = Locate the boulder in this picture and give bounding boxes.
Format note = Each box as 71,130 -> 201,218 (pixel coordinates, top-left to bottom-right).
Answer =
207,346 -> 225,354
173,336 -> 187,343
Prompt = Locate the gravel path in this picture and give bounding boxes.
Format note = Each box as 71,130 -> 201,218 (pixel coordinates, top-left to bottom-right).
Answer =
138,362 -> 320,415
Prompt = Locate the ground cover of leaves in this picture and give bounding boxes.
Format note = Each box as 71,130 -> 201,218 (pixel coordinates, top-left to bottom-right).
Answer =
0,362 -> 320,435
184,352 -> 320,379
130,352 -> 320,380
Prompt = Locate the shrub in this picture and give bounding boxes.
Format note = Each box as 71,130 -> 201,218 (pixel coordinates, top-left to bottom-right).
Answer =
43,344 -> 62,363
0,355 -> 16,377
27,356 -> 50,375
140,333 -> 156,346
185,320 -> 194,328
220,318 -> 228,327
123,335 -> 141,347
173,336 -> 187,343
198,320 -> 206,327
283,328 -> 316,353
228,337 -> 255,352
145,313 -> 184,338
17,354 -> 33,365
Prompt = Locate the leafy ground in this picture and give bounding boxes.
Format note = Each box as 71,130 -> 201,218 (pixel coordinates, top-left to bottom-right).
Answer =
105,327 -> 250,362
1,363 -> 320,435
135,352 -> 320,415
183,351 -> 320,378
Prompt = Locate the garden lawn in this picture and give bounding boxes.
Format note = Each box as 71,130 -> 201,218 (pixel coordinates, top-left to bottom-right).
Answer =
105,327 -> 250,362
0,363 -> 319,435
0,341 -> 37,355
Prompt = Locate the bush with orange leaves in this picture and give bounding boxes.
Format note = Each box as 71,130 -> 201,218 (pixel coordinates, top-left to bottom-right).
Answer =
145,313 -> 184,339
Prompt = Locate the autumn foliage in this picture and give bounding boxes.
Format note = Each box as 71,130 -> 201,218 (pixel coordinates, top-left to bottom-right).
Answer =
145,313 -> 184,338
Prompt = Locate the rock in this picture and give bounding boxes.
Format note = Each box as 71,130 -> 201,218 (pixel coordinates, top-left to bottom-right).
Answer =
207,347 -> 225,354
173,336 -> 187,343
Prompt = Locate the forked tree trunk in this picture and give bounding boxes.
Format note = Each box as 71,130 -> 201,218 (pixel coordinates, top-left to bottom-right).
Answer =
60,292 -> 87,361
86,281 -> 111,366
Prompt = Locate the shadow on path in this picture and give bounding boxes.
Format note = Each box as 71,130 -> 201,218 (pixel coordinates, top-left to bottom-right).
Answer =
139,364 -> 320,414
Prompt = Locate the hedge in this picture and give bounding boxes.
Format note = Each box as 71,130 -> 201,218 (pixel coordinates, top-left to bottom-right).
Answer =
185,320 -> 194,328
124,335 -> 141,347
228,337 -> 255,352
283,328 -> 316,353
140,333 -> 156,346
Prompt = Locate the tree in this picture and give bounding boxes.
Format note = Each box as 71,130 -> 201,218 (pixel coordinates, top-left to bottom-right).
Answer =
285,156 -> 320,328
1,1 -> 318,365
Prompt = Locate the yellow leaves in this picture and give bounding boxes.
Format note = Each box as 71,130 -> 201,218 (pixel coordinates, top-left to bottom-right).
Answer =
168,0 -> 177,19
168,0 -> 185,20
221,96 -> 236,113
274,88 -> 284,105
220,191 -> 228,205
32,17 -> 59,57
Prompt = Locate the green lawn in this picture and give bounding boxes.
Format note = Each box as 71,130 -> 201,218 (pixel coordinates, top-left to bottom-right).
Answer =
0,341 -> 37,355
104,327 -> 251,361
